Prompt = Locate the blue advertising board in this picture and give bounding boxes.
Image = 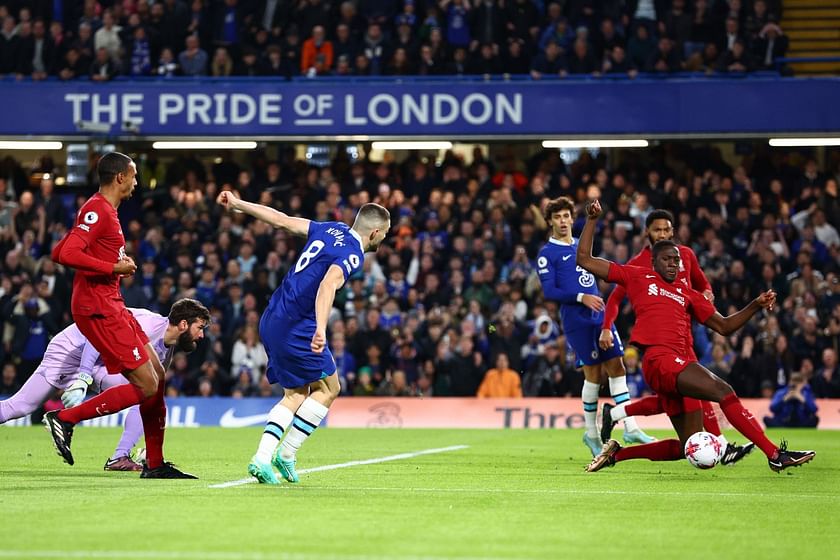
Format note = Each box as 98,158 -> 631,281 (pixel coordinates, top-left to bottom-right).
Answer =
1,77 -> 837,137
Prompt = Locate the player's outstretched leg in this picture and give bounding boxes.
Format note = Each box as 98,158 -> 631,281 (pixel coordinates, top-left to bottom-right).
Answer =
678,364 -> 815,473
0,373 -> 54,424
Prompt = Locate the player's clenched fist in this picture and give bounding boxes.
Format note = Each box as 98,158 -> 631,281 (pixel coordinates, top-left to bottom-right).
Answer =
311,328 -> 326,353
113,256 -> 136,276
757,290 -> 777,311
216,190 -> 240,211
585,199 -> 602,219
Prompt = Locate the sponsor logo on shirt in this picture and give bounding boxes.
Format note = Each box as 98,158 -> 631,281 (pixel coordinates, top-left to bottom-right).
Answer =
562,255 -> 572,261
78,224 -> 90,232
648,283 -> 686,306
675,357 -> 686,365
132,347 -> 141,361
576,266 -> 595,288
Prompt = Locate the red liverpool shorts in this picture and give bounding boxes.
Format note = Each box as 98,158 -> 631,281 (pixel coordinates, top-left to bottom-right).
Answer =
75,308 -> 150,374
642,350 -> 702,418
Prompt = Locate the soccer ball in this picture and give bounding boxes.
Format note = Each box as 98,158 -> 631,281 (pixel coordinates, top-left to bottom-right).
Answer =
684,432 -> 723,469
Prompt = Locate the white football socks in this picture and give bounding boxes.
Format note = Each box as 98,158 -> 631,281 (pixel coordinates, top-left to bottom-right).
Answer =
279,397 -> 329,461
255,402 -> 294,463
582,381 -> 600,438
609,376 -> 640,432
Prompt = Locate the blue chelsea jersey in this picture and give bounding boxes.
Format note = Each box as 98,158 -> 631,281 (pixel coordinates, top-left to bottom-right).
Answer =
268,221 -> 365,324
537,237 -> 602,332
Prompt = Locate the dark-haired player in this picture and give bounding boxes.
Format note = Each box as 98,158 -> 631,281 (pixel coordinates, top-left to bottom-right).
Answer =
45,152 -> 201,478
538,197 -> 654,457
578,200 -> 814,473
600,209 -> 754,465
4,301 -> 208,471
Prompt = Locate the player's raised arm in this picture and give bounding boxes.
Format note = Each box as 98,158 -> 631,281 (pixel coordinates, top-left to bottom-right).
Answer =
216,190 -> 310,237
311,264 -> 346,353
576,200 -> 612,280
703,290 -> 776,336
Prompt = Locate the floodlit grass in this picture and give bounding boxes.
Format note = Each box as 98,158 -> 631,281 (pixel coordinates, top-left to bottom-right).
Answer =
0,427 -> 836,559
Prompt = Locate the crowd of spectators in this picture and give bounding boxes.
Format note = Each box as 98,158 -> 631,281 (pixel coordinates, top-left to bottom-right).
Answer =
0,0 -> 790,81
1,140 -> 839,404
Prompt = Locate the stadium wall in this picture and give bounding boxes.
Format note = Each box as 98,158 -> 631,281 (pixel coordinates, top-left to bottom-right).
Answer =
2,398 -> 838,429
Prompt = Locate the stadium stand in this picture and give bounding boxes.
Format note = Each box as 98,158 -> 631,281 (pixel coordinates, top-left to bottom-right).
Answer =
0,0 -> 796,80
1,140 -> 839,401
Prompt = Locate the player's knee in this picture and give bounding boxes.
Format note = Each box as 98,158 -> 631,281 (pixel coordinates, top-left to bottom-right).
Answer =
139,378 -> 158,398
712,379 -> 734,402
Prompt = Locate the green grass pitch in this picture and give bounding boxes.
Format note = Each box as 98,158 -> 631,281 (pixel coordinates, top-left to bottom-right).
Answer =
0,427 -> 837,560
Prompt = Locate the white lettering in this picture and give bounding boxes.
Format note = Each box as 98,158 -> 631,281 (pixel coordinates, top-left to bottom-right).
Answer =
213,93 -> 228,124
433,94 -> 458,125
463,93 -> 492,125
65,93 -> 90,124
187,94 -> 212,124
496,93 -> 522,124
122,93 -> 143,125
402,94 -> 428,125
92,93 -> 118,124
317,94 -> 333,114
159,94 -> 184,124
259,94 -> 282,125
369,94 -> 399,126
230,93 -> 257,125
345,94 -> 367,125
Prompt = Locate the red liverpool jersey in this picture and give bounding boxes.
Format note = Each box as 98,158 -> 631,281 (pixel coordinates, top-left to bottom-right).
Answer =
603,244 -> 711,329
53,193 -> 126,316
607,262 -> 716,355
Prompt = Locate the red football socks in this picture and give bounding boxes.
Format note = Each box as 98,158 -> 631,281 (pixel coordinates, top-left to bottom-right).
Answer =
625,395 -> 664,417
701,400 -> 723,436
140,380 -> 166,470
719,393 -> 778,458
615,439 -> 683,462
58,383 -> 146,424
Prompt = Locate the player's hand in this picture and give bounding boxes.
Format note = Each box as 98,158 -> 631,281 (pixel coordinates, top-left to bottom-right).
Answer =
581,294 -> 605,312
61,373 -> 93,408
585,199 -> 602,219
703,289 -> 715,303
113,256 -> 136,276
756,290 -> 777,311
311,328 -> 327,353
216,190 -> 240,212
598,328 -> 614,351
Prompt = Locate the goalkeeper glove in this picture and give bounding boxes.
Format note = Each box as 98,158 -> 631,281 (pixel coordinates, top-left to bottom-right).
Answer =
61,372 -> 93,408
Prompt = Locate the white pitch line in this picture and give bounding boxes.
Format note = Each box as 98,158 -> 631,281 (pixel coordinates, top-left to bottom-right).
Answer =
0,551 -> 514,560
208,444 -> 469,489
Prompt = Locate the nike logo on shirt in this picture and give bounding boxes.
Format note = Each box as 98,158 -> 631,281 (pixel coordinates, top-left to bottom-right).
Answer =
562,255 -> 572,261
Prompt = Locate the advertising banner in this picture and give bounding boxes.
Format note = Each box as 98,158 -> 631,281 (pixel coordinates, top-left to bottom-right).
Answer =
1,78 -> 837,137
3,397 -> 838,429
